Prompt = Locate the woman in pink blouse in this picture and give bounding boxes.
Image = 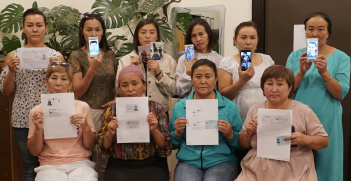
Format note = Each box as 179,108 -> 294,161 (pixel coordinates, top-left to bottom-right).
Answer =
236,65 -> 329,181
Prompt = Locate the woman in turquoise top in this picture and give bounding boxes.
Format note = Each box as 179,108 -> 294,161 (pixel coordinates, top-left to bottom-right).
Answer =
286,12 -> 350,181
170,59 -> 243,181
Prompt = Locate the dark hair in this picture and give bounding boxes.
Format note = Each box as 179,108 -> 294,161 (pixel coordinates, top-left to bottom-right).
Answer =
212,29 -> 219,44
186,19 -> 213,53
304,12 -> 332,35
90,41 -> 98,44
191,59 -> 217,78
260,65 -> 295,98
133,19 -> 160,54
234,21 -> 259,39
23,8 -> 47,45
78,13 -> 110,51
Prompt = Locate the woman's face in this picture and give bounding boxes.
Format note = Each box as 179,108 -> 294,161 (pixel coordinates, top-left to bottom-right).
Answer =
308,43 -> 317,56
305,17 -> 329,47
22,14 -> 47,45
119,76 -> 146,97
263,77 -> 292,105
192,65 -> 217,97
191,25 -> 209,53
82,19 -> 103,46
46,71 -> 72,94
138,24 -> 158,46
234,26 -> 258,53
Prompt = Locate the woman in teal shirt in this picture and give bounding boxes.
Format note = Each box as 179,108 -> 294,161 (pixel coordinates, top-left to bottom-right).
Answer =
169,59 -> 242,181
286,12 -> 350,181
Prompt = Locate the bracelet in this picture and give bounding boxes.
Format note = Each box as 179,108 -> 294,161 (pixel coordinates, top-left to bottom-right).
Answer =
324,75 -> 332,82
105,134 -> 112,142
155,70 -> 162,77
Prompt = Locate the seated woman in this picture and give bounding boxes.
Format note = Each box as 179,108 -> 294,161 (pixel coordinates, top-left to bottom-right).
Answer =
97,65 -> 172,181
170,59 -> 243,181
236,65 -> 329,181
27,62 -> 97,181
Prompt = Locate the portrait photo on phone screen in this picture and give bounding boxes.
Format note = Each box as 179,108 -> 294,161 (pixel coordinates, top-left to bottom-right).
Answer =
240,50 -> 252,71
307,38 -> 318,59
88,37 -> 99,57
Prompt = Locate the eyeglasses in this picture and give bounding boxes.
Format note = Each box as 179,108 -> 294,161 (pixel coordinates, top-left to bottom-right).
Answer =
83,12 -> 102,18
48,62 -> 70,70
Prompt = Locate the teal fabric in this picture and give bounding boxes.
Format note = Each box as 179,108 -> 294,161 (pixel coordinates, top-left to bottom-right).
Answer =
169,90 -> 243,170
286,48 -> 350,181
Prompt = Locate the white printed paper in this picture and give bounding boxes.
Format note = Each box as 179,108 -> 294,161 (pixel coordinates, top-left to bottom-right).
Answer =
186,99 -> 218,145
116,97 -> 149,143
17,48 -> 50,70
41,93 -> 76,139
257,108 -> 292,161
293,24 -> 306,51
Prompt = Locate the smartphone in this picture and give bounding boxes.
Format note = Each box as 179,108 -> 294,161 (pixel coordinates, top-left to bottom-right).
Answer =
185,44 -> 195,62
240,50 -> 252,71
291,125 -> 297,148
306,38 -> 318,60
88,37 -> 99,57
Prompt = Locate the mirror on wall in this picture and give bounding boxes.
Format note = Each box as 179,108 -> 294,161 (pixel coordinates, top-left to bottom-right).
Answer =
168,5 -> 226,59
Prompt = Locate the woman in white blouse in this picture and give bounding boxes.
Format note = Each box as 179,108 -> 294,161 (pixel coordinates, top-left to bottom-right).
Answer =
218,21 -> 274,122
176,18 -> 223,98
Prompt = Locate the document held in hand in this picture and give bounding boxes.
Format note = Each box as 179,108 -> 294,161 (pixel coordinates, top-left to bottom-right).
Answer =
17,47 -> 51,70
257,108 -> 292,161
186,99 -> 219,145
115,97 -> 150,143
41,93 -> 76,139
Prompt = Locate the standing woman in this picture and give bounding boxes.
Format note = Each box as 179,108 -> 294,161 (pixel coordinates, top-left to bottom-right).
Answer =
0,8 -> 64,180
69,12 -> 117,180
218,21 -> 274,122
115,18 -> 177,115
176,19 -> 223,98
286,12 -> 350,181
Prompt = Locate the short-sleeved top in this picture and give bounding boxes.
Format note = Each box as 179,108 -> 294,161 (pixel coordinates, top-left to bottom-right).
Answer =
97,100 -> 172,160
0,48 -> 60,128
69,49 -> 117,109
219,54 -> 274,122
28,100 -> 95,166
176,51 -> 223,98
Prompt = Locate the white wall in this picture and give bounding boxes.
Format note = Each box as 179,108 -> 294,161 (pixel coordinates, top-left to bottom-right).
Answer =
168,0 -> 252,57
0,0 -> 252,57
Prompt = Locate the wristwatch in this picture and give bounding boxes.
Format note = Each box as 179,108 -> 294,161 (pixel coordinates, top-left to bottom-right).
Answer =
324,75 -> 332,82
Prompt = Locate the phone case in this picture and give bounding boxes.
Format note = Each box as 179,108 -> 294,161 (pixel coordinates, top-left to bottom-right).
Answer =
240,50 -> 252,71
88,37 -> 99,57
306,38 -> 318,59
185,44 -> 195,62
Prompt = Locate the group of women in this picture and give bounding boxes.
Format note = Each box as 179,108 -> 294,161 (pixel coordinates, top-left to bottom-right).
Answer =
0,7 -> 349,181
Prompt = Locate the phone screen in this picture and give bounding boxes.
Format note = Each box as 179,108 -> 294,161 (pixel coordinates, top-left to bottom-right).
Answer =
88,37 -> 99,57
185,44 -> 195,62
307,38 -> 318,59
240,50 -> 252,71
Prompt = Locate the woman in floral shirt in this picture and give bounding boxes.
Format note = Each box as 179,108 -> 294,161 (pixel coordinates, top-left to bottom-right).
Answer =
97,65 -> 171,181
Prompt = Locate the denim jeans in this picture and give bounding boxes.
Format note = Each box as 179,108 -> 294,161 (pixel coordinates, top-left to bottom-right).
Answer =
174,162 -> 238,181
13,127 -> 39,181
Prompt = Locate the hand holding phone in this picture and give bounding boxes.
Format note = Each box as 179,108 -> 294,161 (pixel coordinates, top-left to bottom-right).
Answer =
185,44 -> 195,62
307,38 -> 318,60
89,37 -> 99,58
240,50 -> 252,71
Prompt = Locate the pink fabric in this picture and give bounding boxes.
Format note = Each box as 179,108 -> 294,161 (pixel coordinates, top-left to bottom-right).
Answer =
236,100 -> 328,181
28,100 -> 95,166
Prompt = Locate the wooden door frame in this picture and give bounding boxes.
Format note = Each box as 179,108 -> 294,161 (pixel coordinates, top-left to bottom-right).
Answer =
252,0 -> 266,54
